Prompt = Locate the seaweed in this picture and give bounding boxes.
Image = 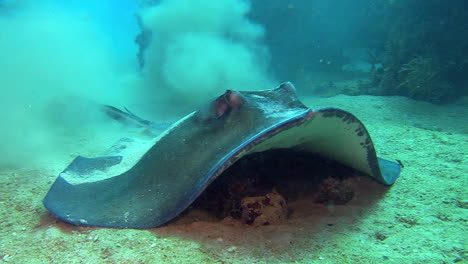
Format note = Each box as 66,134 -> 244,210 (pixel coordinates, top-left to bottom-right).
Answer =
395,56 -> 453,102
371,0 -> 468,104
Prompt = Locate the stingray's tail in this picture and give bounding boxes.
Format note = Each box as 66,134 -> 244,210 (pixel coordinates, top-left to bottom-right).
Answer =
101,105 -> 173,131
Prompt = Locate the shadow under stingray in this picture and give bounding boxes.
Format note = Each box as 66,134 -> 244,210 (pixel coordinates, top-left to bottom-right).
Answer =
152,148 -> 390,261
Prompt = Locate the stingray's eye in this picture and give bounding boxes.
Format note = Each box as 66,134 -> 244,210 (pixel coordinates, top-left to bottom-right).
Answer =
215,98 -> 230,118
226,90 -> 244,110
214,90 -> 245,119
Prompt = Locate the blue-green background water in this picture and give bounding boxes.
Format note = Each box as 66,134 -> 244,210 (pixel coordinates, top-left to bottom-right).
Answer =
1,0 -> 464,168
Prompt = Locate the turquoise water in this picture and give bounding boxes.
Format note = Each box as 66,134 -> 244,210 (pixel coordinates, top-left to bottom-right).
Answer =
0,0 -> 466,263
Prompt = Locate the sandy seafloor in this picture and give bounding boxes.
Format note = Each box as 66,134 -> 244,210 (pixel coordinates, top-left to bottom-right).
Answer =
0,94 -> 466,264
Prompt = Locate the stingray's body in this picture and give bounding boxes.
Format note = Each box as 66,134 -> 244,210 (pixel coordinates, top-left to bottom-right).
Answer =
43,82 -> 401,228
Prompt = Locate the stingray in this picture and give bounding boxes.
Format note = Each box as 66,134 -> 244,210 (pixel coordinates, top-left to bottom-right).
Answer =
43,82 -> 401,228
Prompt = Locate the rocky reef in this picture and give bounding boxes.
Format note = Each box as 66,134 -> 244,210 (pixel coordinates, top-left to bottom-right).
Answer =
369,0 -> 468,104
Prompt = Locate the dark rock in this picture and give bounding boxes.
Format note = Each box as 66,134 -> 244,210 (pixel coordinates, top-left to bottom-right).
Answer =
240,191 -> 288,226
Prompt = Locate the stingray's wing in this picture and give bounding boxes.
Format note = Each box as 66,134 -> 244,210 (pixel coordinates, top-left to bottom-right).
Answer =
310,108 -> 400,185
241,107 -> 400,185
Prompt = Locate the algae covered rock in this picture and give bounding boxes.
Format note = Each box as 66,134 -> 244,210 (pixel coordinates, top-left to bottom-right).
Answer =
240,191 -> 288,226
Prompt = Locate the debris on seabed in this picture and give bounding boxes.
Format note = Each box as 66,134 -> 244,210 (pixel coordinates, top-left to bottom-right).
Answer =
87,235 -> 99,242
227,246 -> 237,253
1,254 -> 12,262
